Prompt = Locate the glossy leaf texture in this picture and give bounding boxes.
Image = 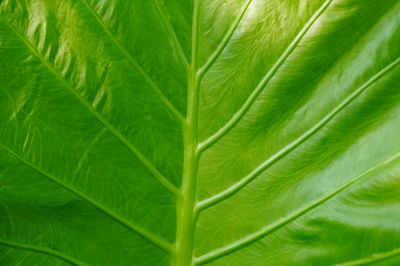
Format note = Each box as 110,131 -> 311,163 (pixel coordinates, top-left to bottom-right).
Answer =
1,0 -> 400,265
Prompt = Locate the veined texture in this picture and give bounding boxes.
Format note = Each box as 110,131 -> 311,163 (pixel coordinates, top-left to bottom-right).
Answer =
1,0 -> 400,265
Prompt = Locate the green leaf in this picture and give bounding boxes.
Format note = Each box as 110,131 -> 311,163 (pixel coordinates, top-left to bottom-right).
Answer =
1,0 -> 400,265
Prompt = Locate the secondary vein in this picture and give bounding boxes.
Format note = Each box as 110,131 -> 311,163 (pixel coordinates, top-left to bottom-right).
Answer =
153,0 -> 190,70
80,0 -> 185,123
335,247 -> 400,266
0,143 -> 173,253
197,0 -> 254,79
3,20 -> 178,196
194,151 -> 400,265
196,55 -> 400,212
198,0 -> 334,153
0,239 -> 87,266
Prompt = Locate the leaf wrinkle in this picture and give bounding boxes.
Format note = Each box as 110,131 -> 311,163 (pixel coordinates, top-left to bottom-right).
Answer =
2,19 -> 178,196
79,0 -> 185,122
153,0 -> 189,70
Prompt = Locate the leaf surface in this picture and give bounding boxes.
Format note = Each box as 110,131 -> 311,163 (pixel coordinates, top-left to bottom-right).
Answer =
1,0 -> 400,265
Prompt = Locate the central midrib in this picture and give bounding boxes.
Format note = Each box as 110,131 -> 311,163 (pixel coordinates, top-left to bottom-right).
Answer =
174,0 -> 201,265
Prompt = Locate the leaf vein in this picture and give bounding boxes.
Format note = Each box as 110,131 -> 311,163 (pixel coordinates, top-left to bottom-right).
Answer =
2,20 -> 178,196
80,0 -> 185,122
335,247 -> 400,266
0,143 -> 173,253
196,55 -> 400,212
198,0 -> 334,152
153,0 -> 189,70
0,239 -> 87,266
194,152 -> 400,265
197,0 -> 254,78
